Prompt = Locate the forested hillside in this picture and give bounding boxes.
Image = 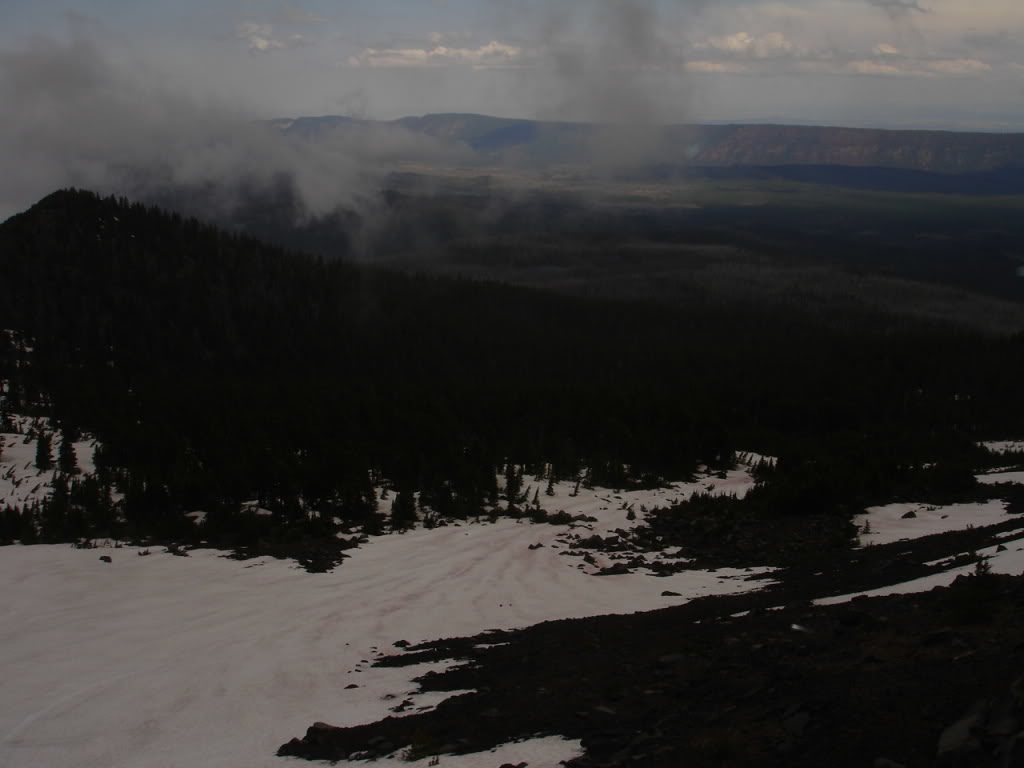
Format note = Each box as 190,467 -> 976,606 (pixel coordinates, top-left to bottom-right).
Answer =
1,189 -> 1023,559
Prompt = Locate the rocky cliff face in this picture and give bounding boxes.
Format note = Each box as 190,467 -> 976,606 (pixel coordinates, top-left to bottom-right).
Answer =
279,113 -> 1024,174
685,123 -> 1024,173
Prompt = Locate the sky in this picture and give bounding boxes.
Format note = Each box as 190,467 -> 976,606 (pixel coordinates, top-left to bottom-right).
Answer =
2,0 -> 1024,131
1,0 -> 1023,221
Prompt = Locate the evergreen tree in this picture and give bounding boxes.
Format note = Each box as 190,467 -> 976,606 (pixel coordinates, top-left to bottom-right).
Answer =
504,463 -> 523,506
18,505 -> 39,544
40,474 -> 71,541
34,431 -> 53,471
390,491 -> 417,532
58,431 -> 80,475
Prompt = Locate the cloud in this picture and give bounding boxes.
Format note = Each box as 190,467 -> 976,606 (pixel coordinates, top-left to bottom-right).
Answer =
843,56 -> 991,77
236,22 -> 305,53
872,43 -> 902,56
846,59 -> 918,75
686,60 -> 749,73
347,40 -> 523,69
272,7 -> 331,25
0,28 -> 465,224
696,31 -> 802,59
862,0 -> 929,16
924,57 -> 990,75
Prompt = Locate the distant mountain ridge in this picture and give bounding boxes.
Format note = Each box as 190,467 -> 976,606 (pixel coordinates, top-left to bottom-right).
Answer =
275,113 -> 1024,176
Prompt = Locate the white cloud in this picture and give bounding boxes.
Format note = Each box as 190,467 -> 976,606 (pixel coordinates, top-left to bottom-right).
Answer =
348,40 -> 523,70
872,43 -> 902,56
696,31 -> 801,59
235,22 -> 304,53
846,59 -> 920,76
842,57 -> 990,77
925,58 -> 991,75
685,60 -> 749,74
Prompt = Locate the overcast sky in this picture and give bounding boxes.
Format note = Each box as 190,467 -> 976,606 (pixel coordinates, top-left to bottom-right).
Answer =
3,0 -> 1023,131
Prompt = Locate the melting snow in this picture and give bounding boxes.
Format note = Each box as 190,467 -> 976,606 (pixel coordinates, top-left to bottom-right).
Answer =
978,471 -> 1024,486
1,417 -> 99,508
0,463 -> 771,768
981,441 -> 1024,455
855,500 -> 1014,547
816,540 -> 1024,606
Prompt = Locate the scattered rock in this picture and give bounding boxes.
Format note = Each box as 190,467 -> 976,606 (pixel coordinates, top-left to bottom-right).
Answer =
99,555 -> 112,563
921,627 -> 954,646
783,710 -> 811,737
936,699 -> 987,765
901,510 -> 918,519
661,591 -> 682,597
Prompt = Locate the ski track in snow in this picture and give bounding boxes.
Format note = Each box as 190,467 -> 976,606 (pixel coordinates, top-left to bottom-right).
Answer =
0,471 -> 769,768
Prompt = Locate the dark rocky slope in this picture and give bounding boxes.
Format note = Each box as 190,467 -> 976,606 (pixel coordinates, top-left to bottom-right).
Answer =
280,518 -> 1024,767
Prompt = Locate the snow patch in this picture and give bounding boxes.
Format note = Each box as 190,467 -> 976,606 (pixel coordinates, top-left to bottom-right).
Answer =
816,539 -> 1024,606
978,471 -> 1024,486
982,440 -> 1024,455
855,500 -> 1013,547
0,466 -> 772,768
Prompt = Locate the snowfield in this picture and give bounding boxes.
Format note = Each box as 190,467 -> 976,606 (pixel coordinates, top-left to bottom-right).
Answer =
0,470 -> 771,768
815,540 -> 1024,606
0,420 -> 98,509
7,450 -> 1024,768
855,500 -> 1012,547
978,470 -> 1024,486
981,440 -> 1024,455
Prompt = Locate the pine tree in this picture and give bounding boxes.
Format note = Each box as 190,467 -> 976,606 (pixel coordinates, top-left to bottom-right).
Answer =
34,431 -> 53,471
545,475 -> 555,497
40,474 -> 71,541
58,431 -> 79,475
390,491 -> 417,532
18,505 -> 39,544
504,463 -> 523,506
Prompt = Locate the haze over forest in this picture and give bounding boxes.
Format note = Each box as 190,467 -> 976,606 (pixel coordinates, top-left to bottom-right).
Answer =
3,0 -> 1024,223
7,3 -> 1024,768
